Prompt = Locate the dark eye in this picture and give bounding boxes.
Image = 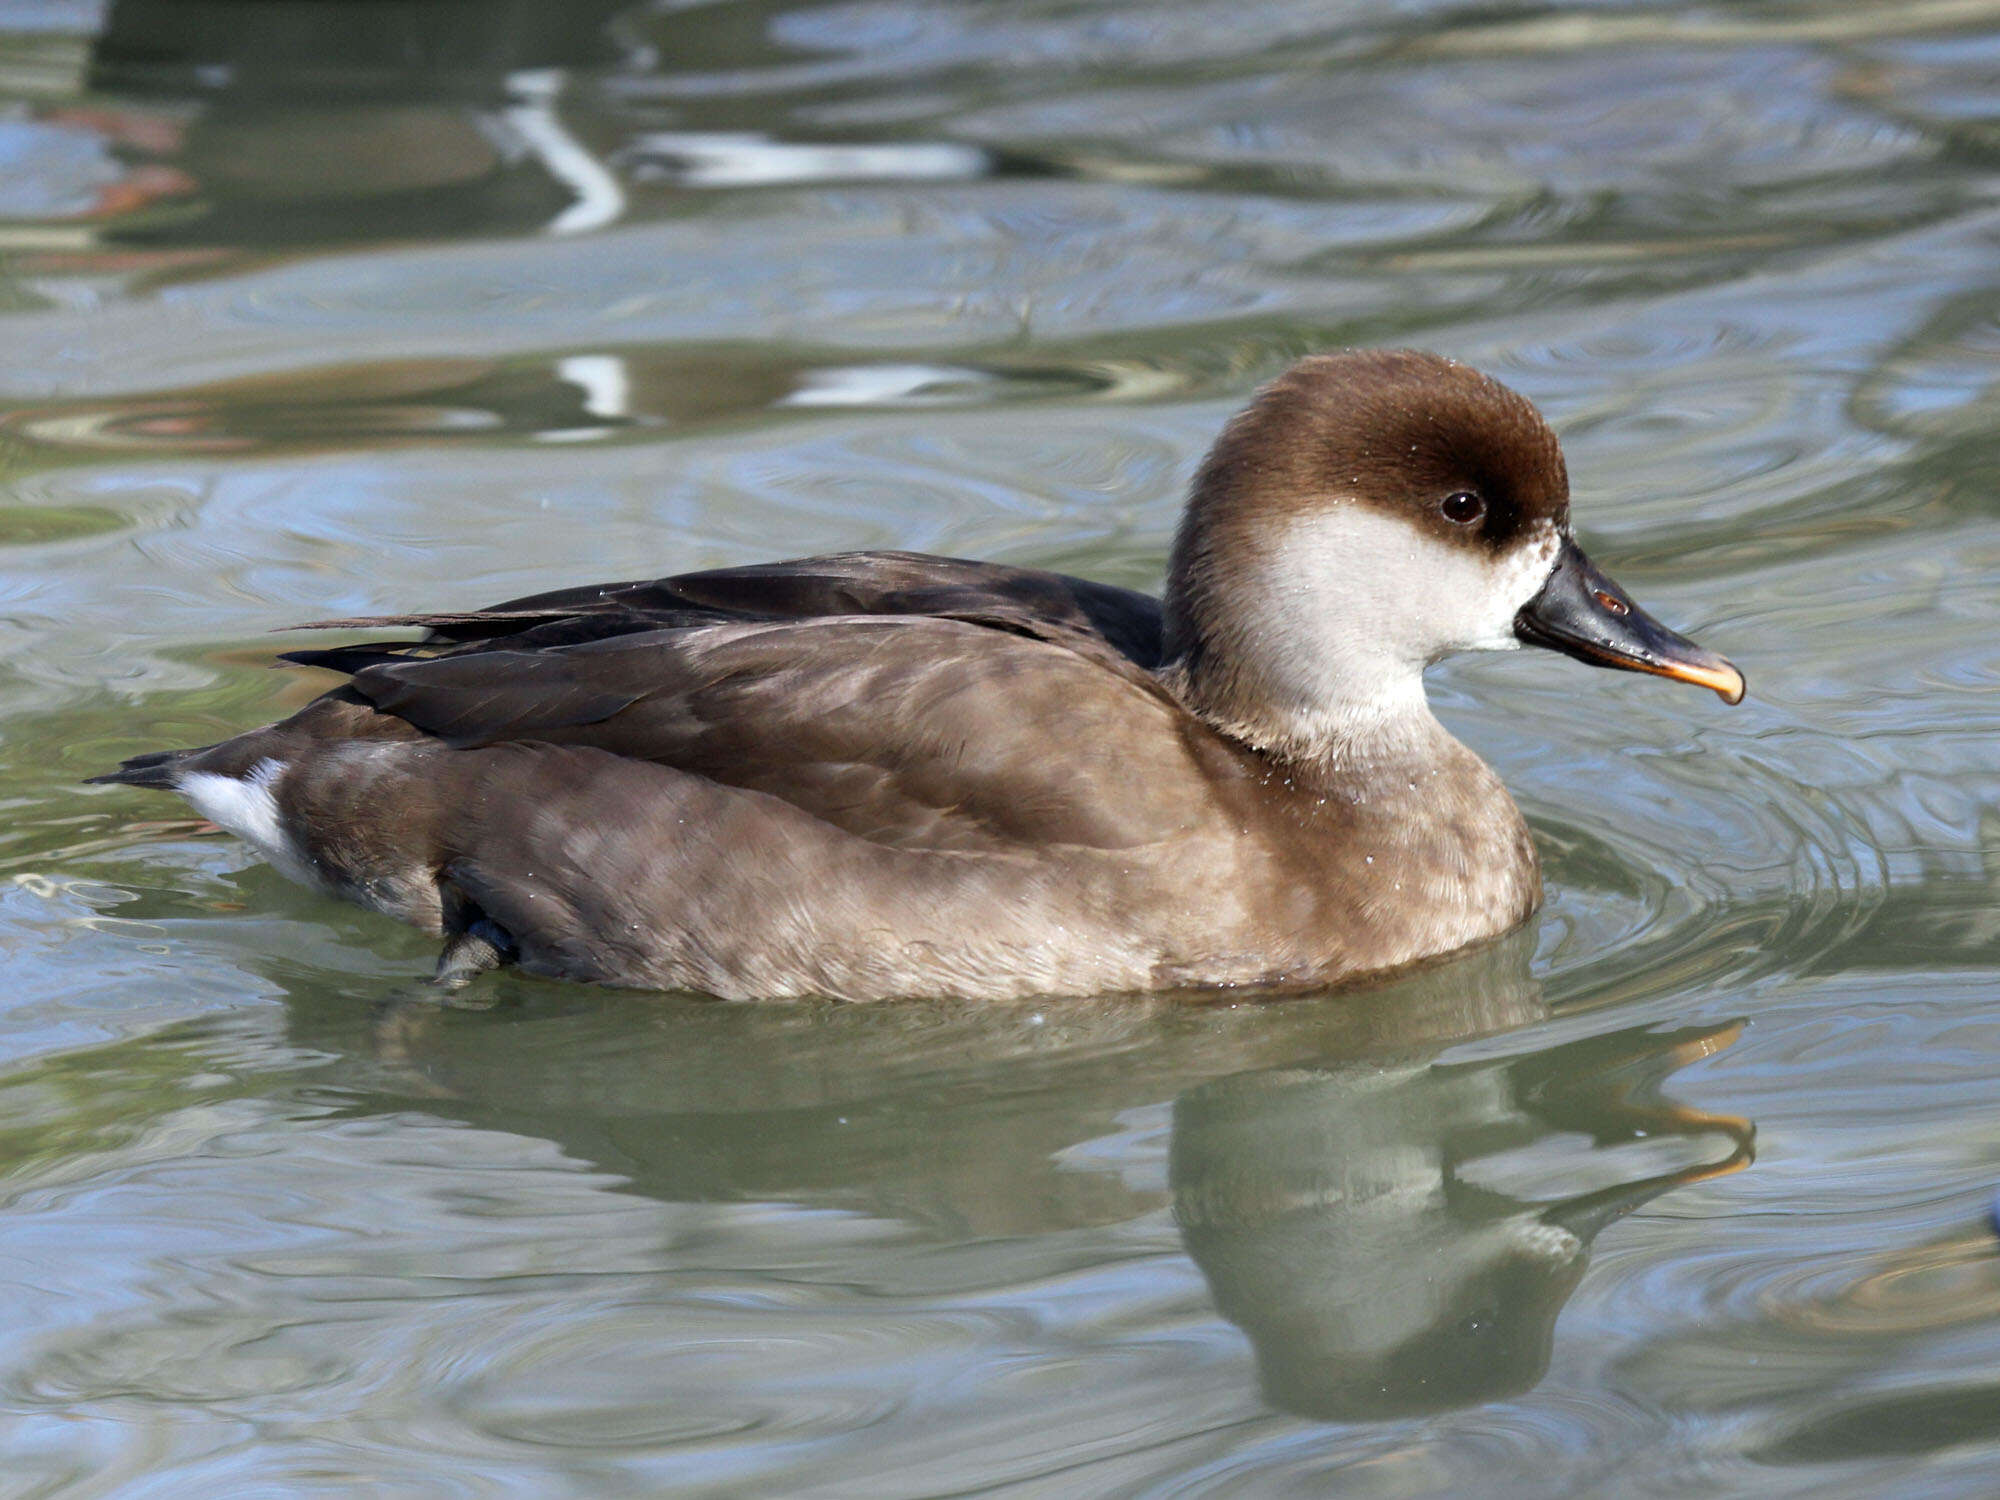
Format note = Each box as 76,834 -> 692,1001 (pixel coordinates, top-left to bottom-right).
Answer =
1440,491 -> 1485,525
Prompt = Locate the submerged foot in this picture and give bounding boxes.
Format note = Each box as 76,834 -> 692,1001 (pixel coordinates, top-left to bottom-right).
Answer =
432,918 -> 517,990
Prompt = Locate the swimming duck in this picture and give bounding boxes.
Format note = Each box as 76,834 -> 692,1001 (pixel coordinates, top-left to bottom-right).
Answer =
91,350 -> 1742,1000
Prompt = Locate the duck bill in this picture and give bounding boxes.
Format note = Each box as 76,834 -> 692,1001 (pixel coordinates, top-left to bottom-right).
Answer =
1514,537 -> 1744,705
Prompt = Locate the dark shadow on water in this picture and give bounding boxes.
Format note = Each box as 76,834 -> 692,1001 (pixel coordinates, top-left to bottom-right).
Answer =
1754,1382 -> 2000,1465
80,0 -> 1025,254
89,0 -> 638,247
0,346 -> 1139,460
272,927 -> 1752,1422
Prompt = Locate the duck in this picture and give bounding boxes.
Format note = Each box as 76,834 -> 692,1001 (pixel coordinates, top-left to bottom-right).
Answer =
90,350 -> 1743,1001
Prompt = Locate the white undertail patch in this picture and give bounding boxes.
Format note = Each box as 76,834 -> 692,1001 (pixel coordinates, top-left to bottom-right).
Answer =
179,758 -> 317,886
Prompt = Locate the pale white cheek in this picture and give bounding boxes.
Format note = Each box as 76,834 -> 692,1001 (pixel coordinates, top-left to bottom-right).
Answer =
1368,523 -> 1559,657
1243,508 -> 1565,723
1457,527 -> 1560,652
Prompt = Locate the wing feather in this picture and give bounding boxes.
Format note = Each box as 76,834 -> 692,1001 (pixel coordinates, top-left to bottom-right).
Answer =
337,615 -> 1209,853
288,550 -> 1164,666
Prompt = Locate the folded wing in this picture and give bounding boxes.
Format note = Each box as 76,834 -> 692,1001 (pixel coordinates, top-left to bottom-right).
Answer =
283,556 -> 1211,856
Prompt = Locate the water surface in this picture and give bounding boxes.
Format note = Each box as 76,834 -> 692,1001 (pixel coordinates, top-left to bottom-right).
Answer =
5,0 -> 2000,1494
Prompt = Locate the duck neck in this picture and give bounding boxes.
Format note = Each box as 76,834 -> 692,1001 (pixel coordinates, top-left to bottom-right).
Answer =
1160,601 -> 1540,949
1159,646 -> 1446,778
1159,561 -> 1450,777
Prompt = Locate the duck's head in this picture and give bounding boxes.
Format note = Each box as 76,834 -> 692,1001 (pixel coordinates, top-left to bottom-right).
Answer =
1161,349 -> 1742,757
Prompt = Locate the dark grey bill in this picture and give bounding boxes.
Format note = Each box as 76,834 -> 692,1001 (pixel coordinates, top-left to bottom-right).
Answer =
1515,536 -> 1745,704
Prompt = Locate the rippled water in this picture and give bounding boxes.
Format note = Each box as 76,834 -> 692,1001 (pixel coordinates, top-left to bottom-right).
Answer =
4,0 -> 2000,1493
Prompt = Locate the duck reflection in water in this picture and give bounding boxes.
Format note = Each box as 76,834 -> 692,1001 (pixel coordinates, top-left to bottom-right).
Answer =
1171,996 -> 1751,1420
329,928 -> 1749,1423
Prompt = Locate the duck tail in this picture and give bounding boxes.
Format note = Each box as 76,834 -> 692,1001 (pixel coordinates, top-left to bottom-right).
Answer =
84,745 -> 206,790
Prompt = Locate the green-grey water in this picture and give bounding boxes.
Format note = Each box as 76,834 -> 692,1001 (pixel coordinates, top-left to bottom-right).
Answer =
4,0 -> 2000,1494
